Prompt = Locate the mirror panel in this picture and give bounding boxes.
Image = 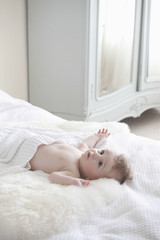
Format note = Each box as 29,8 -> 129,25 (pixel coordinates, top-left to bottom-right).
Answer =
97,0 -> 136,97
148,0 -> 160,79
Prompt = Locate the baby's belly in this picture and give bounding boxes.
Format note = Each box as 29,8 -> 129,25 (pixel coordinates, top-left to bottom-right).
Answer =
29,143 -> 78,174
29,143 -> 64,174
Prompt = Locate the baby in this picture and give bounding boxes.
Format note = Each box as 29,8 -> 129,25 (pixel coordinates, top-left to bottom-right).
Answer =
30,129 -> 132,186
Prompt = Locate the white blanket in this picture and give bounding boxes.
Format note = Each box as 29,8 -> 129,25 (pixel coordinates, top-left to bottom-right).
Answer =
0,127 -> 91,175
52,133 -> 160,240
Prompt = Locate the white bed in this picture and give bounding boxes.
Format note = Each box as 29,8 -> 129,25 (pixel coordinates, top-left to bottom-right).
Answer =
0,89 -> 160,240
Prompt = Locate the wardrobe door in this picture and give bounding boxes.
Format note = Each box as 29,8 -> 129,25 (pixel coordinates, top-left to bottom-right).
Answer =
139,0 -> 160,90
86,0 -> 141,121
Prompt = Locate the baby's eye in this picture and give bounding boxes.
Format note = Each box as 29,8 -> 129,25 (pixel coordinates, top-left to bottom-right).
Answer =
98,160 -> 103,167
100,150 -> 104,155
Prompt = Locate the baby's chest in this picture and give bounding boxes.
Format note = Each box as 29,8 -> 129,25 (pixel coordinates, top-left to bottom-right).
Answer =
55,147 -> 80,173
55,144 -> 78,161
57,149 -> 78,166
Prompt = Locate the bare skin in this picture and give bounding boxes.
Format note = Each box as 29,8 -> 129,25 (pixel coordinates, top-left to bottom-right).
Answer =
30,129 -> 119,187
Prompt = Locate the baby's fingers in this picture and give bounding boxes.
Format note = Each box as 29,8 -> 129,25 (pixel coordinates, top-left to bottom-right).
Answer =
103,128 -> 108,134
81,179 -> 90,187
98,128 -> 109,134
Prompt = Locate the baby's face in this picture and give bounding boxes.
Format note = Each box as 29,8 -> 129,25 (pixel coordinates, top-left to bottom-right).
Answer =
79,148 -> 119,180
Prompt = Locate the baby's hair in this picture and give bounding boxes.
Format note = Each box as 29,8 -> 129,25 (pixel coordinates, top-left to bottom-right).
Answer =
112,154 -> 132,184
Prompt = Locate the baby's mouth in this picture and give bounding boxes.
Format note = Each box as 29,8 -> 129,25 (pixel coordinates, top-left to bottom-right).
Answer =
87,152 -> 90,158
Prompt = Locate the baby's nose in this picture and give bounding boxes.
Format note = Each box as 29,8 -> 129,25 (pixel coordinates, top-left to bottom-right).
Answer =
91,149 -> 99,158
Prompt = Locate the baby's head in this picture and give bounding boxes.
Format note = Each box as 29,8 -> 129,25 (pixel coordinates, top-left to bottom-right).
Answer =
79,148 -> 132,184
111,154 -> 132,184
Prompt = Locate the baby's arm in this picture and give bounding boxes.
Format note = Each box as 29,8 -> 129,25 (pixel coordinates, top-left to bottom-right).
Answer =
78,128 -> 110,152
49,171 -> 90,187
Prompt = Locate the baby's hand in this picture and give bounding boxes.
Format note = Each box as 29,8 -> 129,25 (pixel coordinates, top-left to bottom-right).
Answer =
96,128 -> 110,140
74,178 -> 90,187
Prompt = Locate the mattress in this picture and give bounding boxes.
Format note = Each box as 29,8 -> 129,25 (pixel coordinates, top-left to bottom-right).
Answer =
0,89 -> 160,240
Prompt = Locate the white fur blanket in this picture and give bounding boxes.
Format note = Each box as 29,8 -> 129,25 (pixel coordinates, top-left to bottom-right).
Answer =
0,122 -> 124,240
0,172 -> 120,240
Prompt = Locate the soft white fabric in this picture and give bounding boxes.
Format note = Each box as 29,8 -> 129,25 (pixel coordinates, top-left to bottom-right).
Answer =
0,89 -> 65,123
0,172 -> 120,240
0,89 -> 130,133
48,133 -> 160,240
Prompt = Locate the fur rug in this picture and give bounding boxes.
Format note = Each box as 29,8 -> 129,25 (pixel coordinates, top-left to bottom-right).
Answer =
0,120 -> 130,135
0,171 -> 120,240
0,120 -> 127,239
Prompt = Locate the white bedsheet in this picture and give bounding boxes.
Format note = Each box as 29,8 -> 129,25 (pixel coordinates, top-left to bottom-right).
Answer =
49,133 -> 160,240
0,90 -> 65,123
0,89 -> 160,240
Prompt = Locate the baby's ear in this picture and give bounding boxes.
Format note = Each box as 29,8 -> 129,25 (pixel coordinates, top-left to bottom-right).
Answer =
127,172 -> 133,180
128,175 -> 133,180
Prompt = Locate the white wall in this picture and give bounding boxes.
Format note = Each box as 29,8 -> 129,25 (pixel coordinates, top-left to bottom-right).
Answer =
0,0 -> 28,100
